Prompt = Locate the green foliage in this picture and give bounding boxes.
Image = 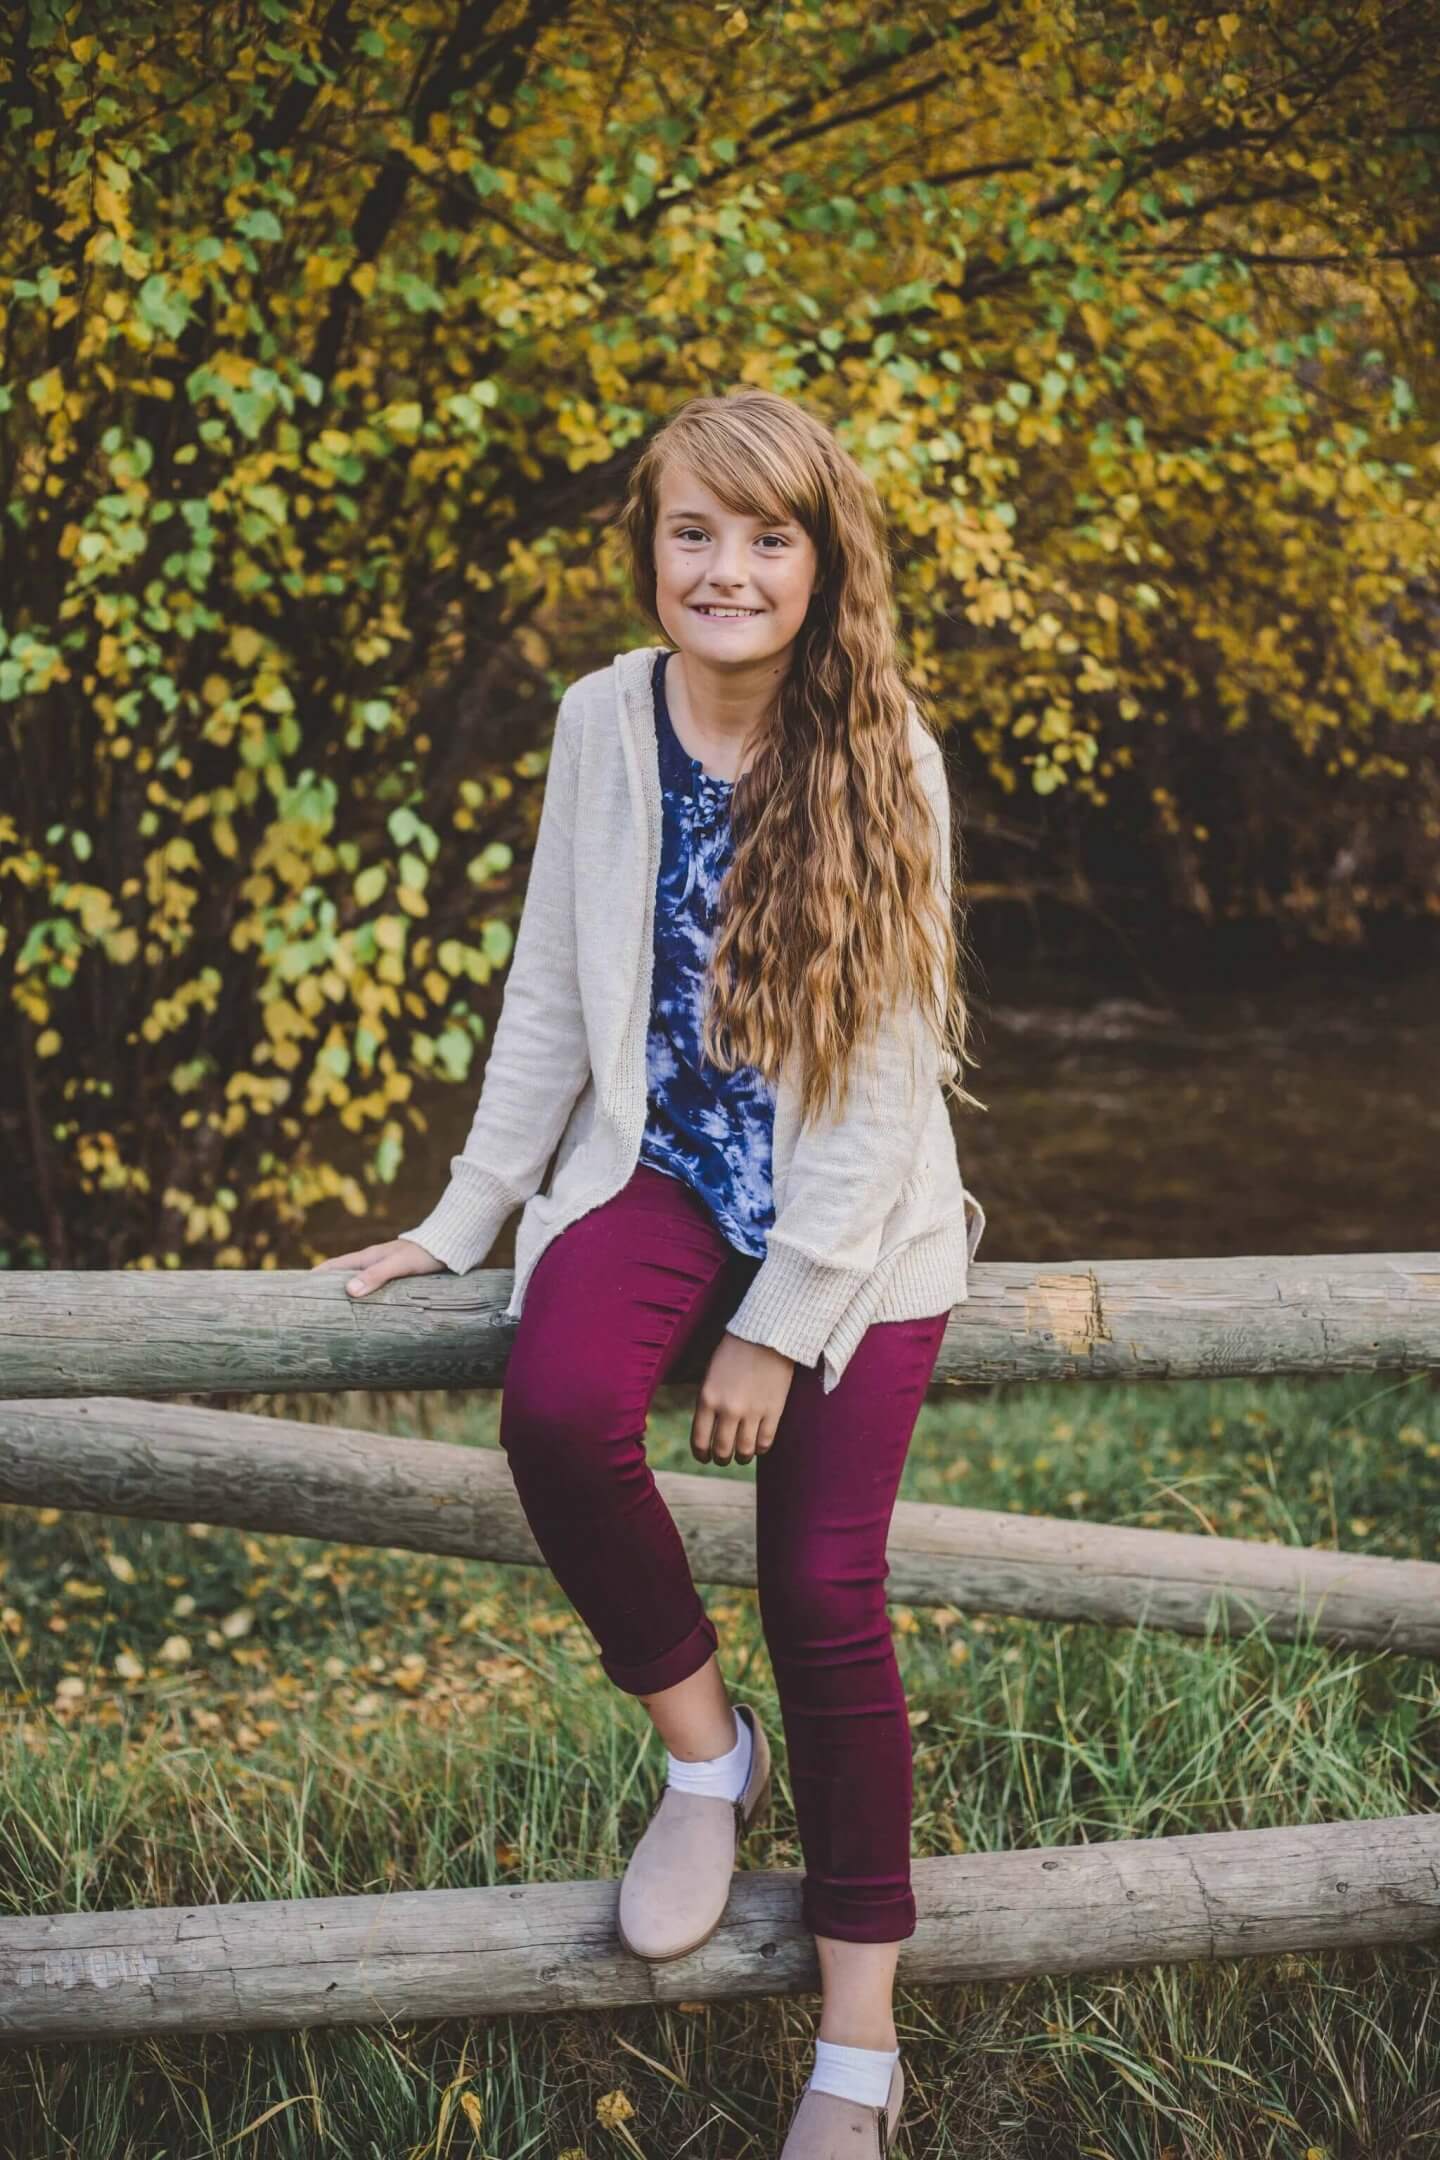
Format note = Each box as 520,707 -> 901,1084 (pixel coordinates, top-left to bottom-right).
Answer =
1,1 -> 1438,1266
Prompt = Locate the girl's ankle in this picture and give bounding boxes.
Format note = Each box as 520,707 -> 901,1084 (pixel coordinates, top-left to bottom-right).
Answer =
816,2024 -> 899,2053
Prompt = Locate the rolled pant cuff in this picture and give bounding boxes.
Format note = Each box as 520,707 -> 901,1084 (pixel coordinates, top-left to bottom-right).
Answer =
802,1886 -> 918,1945
599,1608 -> 719,1696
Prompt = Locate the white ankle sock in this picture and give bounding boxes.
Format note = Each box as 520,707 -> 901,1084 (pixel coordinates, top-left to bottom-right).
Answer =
807,2037 -> 900,2108
664,1705 -> 752,1801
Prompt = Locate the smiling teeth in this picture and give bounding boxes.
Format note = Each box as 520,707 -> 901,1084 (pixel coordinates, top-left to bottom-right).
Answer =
697,607 -> 758,617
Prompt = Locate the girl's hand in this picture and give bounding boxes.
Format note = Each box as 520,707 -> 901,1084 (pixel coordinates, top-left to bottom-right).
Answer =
310,1238 -> 448,1298
691,1332 -> 795,1467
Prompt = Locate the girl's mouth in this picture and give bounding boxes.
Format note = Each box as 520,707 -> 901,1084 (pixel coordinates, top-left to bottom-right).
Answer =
690,605 -> 764,619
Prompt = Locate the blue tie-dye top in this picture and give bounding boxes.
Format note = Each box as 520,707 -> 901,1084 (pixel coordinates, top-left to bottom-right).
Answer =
638,648 -> 777,1256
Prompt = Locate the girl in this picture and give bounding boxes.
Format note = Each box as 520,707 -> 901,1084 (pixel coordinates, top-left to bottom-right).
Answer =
315,388 -> 986,2157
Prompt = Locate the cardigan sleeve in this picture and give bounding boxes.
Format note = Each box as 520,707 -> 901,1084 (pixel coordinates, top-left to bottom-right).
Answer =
722,741 -> 955,1367
397,687 -> 590,1273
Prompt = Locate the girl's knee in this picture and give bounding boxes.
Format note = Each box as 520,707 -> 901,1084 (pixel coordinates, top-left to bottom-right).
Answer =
499,1359 -> 630,1476
757,1555 -> 886,1652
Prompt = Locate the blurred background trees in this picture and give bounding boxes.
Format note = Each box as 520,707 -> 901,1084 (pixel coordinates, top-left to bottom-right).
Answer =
2,0 -> 1437,1269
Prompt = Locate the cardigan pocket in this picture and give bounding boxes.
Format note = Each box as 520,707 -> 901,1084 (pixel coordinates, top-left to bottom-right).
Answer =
870,1163 -> 932,1263
545,1070 -> 597,1196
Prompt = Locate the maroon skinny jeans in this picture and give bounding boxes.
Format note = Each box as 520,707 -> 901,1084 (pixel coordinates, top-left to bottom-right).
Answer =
497,1163 -> 949,1943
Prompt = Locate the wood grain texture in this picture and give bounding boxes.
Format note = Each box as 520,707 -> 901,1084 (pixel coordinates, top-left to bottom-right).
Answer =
1,1254 -> 1437,1399
1,1814 -> 1436,2043
4,1397 -> 1438,1654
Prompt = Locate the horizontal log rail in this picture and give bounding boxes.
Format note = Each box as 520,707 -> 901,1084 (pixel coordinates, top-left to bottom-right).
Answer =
4,1262 -> 1438,2050
2,1813 -> 1436,2044
5,1397 -> 1439,1655
2,1253 -> 1438,1400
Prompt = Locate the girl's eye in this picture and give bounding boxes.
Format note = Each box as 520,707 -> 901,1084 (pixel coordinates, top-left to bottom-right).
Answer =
675,527 -> 789,547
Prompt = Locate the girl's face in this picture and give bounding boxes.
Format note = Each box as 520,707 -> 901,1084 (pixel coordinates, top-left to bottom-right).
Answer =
653,459 -> 819,668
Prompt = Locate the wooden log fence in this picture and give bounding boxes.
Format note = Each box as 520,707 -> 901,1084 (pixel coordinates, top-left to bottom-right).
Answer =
2,1251 -> 1437,2043
2,1814 -> 1438,2044
5,1395 -> 1440,1657
2,1253 -> 1438,1399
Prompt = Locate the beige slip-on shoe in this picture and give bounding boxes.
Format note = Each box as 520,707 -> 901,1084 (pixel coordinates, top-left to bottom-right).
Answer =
778,2056 -> 906,2158
616,1701 -> 772,1962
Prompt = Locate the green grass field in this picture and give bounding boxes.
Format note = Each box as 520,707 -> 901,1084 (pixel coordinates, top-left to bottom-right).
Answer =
3,1369 -> 1438,2159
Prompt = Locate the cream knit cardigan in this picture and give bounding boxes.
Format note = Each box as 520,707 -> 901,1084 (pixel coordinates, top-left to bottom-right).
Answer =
400,644 -> 986,1393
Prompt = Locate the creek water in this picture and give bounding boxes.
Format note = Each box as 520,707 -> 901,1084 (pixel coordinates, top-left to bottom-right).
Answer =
952,958 -> 1438,1263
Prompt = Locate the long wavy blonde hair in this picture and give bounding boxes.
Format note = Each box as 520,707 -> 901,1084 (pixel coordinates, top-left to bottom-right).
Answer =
614,387 -> 983,1129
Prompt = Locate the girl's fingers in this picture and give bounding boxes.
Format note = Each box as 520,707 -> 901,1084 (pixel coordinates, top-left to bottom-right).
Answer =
308,1242 -> 442,1295
310,1246 -> 385,1273
698,1407 -> 778,1468
709,1411 -> 742,1467
344,1252 -> 416,1296
754,1417 -> 779,1460
691,1402 -> 714,1462
733,1415 -> 761,1465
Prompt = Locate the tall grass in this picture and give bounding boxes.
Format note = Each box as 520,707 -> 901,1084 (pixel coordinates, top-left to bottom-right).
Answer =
2,1369 -> 1438,2157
